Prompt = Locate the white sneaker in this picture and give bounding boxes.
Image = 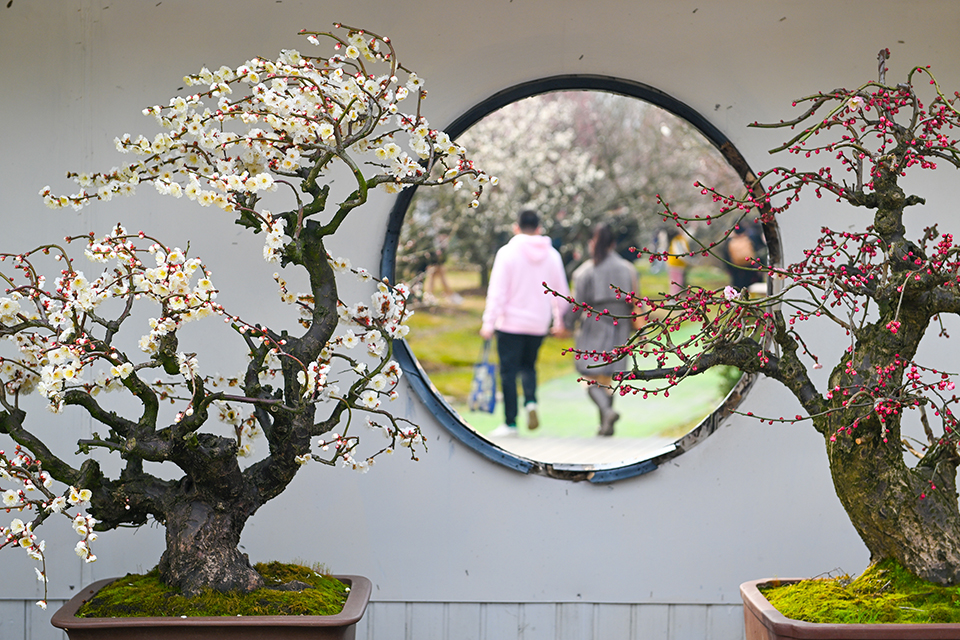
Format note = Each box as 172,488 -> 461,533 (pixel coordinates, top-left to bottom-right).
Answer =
525,402 -> 539,430
489,424 -> 519,437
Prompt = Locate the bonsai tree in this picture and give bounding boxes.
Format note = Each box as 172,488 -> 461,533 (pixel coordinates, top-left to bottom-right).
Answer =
0,24 -> 490,607
565,50 -> 960,585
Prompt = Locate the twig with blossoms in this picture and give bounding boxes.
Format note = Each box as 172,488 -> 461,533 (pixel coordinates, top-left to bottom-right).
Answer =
0,447 -> 97,609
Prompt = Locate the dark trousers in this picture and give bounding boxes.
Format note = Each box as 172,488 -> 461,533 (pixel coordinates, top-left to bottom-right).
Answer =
496,331 -> 545,426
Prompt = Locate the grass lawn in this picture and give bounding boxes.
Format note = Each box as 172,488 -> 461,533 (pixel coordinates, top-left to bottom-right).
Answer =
406,263 -> 738,439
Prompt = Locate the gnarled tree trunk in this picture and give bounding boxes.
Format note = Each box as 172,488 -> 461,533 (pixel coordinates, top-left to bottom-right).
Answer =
821,312 -> 960,585
157,493 -> 262,596
828,425 -> 960,584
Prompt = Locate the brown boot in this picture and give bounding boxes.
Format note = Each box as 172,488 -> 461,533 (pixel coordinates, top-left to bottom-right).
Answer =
599,406 -> 619,437
588,386 -> 618,436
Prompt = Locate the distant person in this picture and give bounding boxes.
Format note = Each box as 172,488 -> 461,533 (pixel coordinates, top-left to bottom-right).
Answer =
564,224 -> 641,436
665,228 -> 689,295
425,233 -> 462,305
480,209 -> 569,437
649,228 -> 668,274
723,225 -> 763,295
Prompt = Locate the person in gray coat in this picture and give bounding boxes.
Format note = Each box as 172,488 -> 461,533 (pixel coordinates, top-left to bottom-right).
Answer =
564,224 -> 641,436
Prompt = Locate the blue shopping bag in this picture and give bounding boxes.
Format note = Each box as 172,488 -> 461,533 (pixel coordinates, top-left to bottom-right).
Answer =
468,340 -> 497,413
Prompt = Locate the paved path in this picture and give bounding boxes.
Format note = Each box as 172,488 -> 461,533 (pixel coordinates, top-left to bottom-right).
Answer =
454,369 -> 732,466
484,433 -> 677,466
458,370 -> 730,439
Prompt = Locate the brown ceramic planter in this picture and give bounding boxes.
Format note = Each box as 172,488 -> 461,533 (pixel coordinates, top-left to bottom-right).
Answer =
51,574 -> 372,640
741,578 -> 960,640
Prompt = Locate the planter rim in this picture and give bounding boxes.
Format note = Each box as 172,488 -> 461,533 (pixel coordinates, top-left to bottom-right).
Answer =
741,577 -> 960,639
51,574 -> 372,631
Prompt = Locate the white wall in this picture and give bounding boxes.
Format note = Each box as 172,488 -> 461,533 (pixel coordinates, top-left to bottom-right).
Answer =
3,1 -> 960,638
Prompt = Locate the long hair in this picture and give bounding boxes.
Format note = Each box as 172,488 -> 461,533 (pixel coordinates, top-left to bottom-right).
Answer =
591,224 -> 616,264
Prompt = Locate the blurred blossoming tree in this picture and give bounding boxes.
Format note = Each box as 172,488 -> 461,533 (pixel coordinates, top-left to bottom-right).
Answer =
399,90 -> 744,287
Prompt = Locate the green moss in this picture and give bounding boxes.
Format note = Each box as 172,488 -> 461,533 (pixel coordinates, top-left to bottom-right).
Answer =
762,559 -> 960,624
77,562 -> 349,618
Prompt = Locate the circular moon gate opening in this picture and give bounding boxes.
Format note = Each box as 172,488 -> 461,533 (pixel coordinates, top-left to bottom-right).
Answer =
381,76 -> 779,482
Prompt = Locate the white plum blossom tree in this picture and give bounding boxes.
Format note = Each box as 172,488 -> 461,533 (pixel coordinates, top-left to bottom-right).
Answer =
0,24 -> 490,607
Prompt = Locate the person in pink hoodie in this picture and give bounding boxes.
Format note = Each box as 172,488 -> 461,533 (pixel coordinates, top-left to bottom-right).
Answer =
480,209 -> 570,436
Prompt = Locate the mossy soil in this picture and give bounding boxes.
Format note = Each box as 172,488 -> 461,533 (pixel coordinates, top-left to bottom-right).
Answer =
77,562 -> 349,618
762,559 -> 960,624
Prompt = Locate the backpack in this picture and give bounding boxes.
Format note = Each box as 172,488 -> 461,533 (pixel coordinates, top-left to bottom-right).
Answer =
728,233 -> 755,267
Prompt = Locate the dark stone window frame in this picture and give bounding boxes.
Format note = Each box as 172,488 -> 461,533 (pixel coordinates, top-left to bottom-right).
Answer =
380,75 -> 780,483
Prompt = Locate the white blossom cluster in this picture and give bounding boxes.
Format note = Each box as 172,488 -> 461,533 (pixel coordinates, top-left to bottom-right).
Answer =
0,227 -> 222,413
40,25 -> 491,265
0,448 -> 97,609
298,260 -> 409,406
273,257 -> 420,471
329,419 -> 424,474
261,212 -> 286,263
271,257 -> 411,409
273,274 -> 314,327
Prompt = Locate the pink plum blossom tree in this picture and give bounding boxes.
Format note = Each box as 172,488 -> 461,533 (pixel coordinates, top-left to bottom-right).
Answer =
565,49 -> 960,585
0,24 -> 489,606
